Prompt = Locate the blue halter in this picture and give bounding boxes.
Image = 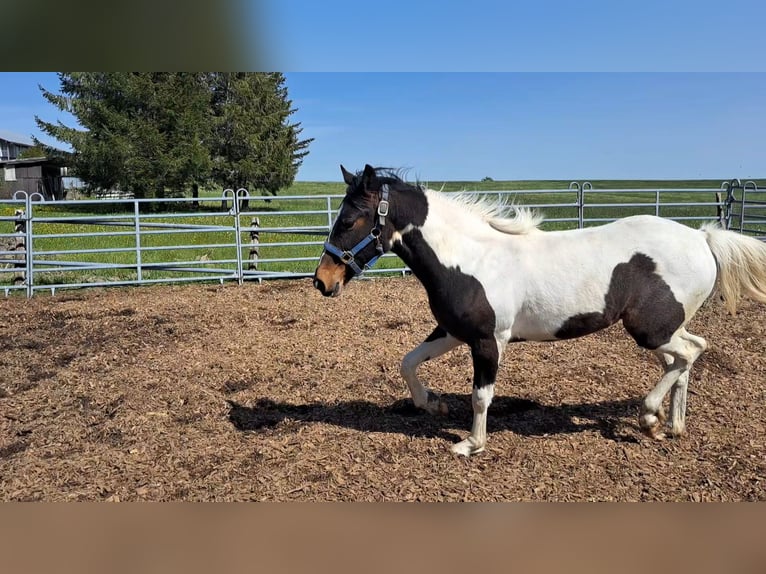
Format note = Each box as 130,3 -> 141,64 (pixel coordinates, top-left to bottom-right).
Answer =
323,185 -> 390,277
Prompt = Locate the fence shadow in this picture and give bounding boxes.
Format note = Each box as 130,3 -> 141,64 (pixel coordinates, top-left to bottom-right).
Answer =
227,393 -> 643,445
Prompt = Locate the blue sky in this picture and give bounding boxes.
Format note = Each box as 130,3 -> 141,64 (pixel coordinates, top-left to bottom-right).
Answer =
1,0 -> 764,182
285,72 -> 765,180
2,72 -> 764,182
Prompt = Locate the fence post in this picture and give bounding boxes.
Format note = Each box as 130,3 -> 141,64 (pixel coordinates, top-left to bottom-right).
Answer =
23,193 -> 38,298
718,180 -> 735,230
326,196 -> 334,230
739,181 -> 747,235
232,188 -> 248,284
248,217 -> 260,270
742,180 -> 760,237
569,182 -> 582,229
133,199 -> 143,282
726,179 -> 742,232
581,182 -> 593,228
3,208 -> 27,287
655,189 -> 660,217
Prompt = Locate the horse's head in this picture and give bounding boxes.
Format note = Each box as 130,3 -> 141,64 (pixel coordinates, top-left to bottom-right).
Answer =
313,164 -> 391,297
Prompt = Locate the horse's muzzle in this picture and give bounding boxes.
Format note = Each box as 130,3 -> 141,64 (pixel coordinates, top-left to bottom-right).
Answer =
313,276 -> 342,297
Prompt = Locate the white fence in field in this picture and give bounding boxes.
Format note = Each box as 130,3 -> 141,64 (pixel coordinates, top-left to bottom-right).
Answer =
1,179 -> 764,297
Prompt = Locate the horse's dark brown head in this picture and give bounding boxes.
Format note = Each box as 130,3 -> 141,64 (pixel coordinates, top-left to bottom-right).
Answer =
313,164 -> 387,297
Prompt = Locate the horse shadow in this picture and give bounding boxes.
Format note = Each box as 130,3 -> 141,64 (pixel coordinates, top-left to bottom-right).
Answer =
227,392 -> 643,445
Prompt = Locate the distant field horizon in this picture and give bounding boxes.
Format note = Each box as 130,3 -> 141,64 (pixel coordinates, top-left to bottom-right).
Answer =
286,177 -> 766,195
293,177 -> 766,184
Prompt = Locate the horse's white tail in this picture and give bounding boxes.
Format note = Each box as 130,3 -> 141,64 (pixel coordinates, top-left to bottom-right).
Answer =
701,223 -> 766,314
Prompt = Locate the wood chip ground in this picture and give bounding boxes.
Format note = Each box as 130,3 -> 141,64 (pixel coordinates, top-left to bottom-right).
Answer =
1,277 -> 764,501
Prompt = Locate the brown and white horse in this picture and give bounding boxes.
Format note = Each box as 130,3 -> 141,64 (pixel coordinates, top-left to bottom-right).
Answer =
314,164 -> 766,456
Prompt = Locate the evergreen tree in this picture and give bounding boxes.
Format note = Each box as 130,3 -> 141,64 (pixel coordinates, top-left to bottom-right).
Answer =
36,73 -> 311,200
17,145 -> 48,159
208,73 -> 312,198
155,73 -> 213,199
36,73 -> 125,193
36,73 -> 211,199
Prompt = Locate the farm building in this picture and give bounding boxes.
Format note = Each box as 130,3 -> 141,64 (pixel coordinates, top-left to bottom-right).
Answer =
0,156 -> 68,200
0,130 -> 70,200
0,130 -> 33,161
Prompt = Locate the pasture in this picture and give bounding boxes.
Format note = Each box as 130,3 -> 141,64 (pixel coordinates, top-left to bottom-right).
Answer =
1,276 -> 764,501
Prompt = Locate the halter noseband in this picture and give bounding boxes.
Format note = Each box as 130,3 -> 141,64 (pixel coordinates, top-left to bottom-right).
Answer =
323,184 -> 390,277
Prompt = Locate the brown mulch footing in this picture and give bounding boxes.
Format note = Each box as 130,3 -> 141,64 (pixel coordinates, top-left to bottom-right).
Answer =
0,277 -> 764,501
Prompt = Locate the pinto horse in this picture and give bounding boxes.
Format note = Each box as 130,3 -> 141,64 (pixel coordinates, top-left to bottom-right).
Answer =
313,164 -> 766,456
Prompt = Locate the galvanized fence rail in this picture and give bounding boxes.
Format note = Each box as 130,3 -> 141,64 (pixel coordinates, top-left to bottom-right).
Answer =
727,179 -> 766,240
0,180 -> 762,297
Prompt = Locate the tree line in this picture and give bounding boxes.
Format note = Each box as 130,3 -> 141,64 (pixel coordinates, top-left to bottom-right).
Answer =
36,73 -> 313,199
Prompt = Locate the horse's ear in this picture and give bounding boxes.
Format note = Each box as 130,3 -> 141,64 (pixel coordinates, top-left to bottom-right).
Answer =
340,165 -> 355,186
362,164 -> 377,191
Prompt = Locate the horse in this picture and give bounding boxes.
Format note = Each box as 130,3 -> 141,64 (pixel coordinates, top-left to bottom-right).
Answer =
313,164 -> 766,456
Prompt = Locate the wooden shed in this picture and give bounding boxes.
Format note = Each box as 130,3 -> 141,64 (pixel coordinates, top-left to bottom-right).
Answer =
0,157 -> 68,200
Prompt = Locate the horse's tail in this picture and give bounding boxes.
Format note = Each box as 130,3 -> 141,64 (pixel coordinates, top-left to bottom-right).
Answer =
700,223 -> 766,314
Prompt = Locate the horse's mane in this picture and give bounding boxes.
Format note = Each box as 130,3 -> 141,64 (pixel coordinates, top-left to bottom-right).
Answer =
372,167 -> 424,191
444,192 -> 544,235
370,167 -> 544,235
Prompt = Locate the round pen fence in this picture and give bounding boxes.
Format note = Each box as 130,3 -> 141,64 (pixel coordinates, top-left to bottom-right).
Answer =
1,180 -> 764,297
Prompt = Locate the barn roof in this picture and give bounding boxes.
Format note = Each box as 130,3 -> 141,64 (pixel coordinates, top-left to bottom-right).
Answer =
0,130 -> 35,146
0,156 -> 66,167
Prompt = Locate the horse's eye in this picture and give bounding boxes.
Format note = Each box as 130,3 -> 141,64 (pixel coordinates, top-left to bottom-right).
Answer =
340,219 -> 355,230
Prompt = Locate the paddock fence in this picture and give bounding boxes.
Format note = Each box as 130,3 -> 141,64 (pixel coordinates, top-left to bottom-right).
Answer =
1,179 -> 764,297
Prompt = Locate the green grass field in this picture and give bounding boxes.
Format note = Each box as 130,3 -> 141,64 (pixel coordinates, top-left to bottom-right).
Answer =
2,178 -> 764,290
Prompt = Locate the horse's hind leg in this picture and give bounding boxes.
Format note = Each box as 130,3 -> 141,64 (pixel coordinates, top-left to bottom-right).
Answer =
667,371 -> 689,436
641,328 -> 706,439
653,353 -> 674,424
641,357 -> 686,440
668,331 -> 707,437
400,326 -> 461,415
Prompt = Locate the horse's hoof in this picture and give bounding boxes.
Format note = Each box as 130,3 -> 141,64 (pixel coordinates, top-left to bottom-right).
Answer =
646,429 -> 666,440
669,425 -> 686,438
425,391 -> 448,416
451,438 -> 485,457
639,413 -> 666,440
423,400 -> 448,416
640,424 -> 666,440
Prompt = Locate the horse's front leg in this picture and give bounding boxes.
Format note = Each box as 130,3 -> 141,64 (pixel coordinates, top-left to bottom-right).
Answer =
451,338 -> 500,457
400,326 -> 461,415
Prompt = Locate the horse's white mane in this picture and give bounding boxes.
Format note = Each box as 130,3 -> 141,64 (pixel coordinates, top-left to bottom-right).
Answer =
445,191 -> 544,235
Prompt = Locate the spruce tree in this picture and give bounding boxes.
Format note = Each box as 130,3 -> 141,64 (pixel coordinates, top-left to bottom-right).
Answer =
36,73 -> 311,200
208,73 -> 312,200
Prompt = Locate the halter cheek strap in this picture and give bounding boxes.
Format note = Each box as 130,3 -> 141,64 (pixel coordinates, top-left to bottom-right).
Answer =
323,185 -> 390,277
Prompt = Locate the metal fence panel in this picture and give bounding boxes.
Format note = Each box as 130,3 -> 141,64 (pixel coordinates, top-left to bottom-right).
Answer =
1,181 -> 757,297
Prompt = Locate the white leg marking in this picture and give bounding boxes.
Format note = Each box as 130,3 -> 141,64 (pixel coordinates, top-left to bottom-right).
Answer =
400,332 -> 461,415
641,359 -> 685,439
669,371 -> 689,437
642,328 -> 706,439
451,384 -> 495,457
653,353 -> 674,423
669,332 -> 706,437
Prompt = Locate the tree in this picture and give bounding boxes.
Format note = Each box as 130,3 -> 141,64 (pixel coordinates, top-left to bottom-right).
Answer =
208,73 -> 312,199
154,73 -> 213,200
36,73 -> 212,199
17,145 -> 47,159
35,73 -> 312,200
